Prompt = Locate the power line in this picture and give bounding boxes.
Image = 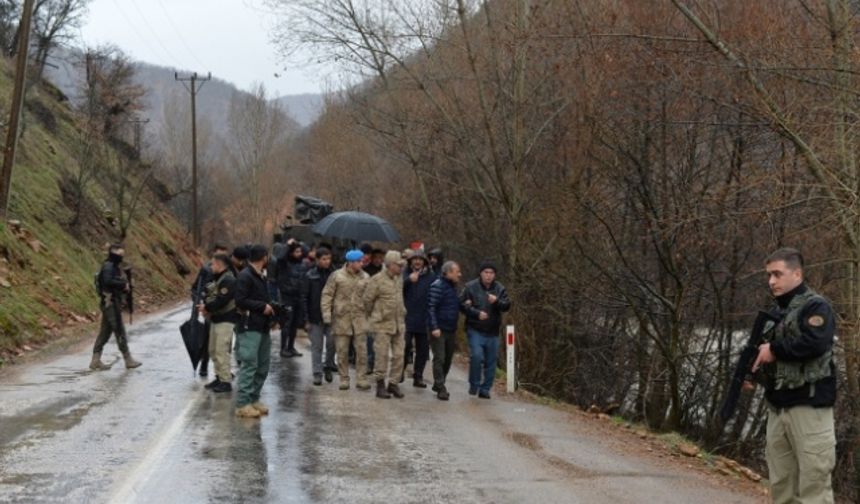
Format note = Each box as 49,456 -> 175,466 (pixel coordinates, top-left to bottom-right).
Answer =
126,0 -> 185,68
154,0 -> 209,71
109,0 -> 179,67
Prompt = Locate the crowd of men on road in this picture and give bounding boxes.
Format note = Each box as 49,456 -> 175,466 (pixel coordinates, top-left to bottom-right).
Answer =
88,238 -> 512,419
86,241 -> 838,503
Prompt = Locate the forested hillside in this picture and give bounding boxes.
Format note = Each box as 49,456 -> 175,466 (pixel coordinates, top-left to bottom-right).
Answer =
0,54 -> 200,361
265,1 -> 860,499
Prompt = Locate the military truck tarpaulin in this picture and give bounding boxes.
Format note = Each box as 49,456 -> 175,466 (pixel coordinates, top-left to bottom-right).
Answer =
294,195 -> 334,225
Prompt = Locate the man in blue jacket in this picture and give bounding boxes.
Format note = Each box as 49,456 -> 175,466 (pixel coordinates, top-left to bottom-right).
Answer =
427,261 -> 462,400
461,260 -> 511,399
403,251 -> 434,388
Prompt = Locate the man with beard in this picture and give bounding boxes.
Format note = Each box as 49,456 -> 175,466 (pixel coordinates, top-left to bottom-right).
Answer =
275,241 -> 308,358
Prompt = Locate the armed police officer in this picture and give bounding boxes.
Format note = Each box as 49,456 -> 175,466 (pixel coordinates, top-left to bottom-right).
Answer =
90,243 -> 142,371
234,244 -> 275,419
748,248 -> 836,504
198,253 -> 238,393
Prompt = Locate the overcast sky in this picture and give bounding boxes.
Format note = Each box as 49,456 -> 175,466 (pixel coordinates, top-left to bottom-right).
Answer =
79,0 -> 325,97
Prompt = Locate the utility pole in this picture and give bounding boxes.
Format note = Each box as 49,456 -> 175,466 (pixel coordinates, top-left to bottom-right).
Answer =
126,117 -> 150,158
174,71 -> 210,247
0,0 -> 35,219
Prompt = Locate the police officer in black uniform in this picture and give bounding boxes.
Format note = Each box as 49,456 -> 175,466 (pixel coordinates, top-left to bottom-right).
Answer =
89,244 -> 142,371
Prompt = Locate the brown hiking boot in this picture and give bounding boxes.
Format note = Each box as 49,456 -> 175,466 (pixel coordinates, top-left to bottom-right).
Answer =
122,352 -> 142,369
356,381 -> 371,391
236,405 -> 261,418
376,380 -> 391,399
388,383 -> 404,399
89,352 -> 109,371
251,402 -> 269,415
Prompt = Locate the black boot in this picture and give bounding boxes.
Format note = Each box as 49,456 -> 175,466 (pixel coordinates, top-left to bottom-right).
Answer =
324,369 -> 333,383
413,377 -> 427,389
437,385 -> 450,401
388,383 -> 404,399
205,378 -> 221,390
376,380 -> 391,399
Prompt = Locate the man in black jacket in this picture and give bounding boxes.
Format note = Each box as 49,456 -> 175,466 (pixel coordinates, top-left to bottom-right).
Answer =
190,244 -> 229,377
234,245 -> 275,419
301,247 -> 336,385
90,244 -> 142,371
747,248 -> 836,503
403,252 -> 434,388
276,241 -> 307,358
198,253 -> 238,393
461,260 -> 511,399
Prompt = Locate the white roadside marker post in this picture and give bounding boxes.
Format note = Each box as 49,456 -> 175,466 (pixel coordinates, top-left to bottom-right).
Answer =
506,324 -> 516,393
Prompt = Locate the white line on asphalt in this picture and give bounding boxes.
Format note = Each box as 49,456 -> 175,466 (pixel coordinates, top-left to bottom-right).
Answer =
107,392 -> 203,504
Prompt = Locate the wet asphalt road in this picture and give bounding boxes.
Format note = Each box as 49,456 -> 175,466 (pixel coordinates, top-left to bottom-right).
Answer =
0,305 -> 760,503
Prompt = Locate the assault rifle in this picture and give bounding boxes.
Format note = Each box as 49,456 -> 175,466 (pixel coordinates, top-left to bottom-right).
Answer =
719,310 -> 780,423
123,266 -> 134,325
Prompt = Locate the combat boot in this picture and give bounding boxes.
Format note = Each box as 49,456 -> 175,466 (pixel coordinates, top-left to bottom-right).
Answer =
356,381 -> 372,391
236,405 -> 261,418
122,352 -> 142,369
388,383 -> 404,399
89,352 -> 109,371
376,380 -> 391,399
251,402 -> 269,415
339,378 -> 350,390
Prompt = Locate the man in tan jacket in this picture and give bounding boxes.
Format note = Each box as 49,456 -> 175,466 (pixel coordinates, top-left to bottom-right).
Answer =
364,250 -> 408,399
321,250 -> 371,391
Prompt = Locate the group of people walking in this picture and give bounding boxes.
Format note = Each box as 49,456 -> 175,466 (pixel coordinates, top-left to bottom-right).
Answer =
185,239 -> 511,417
86,237 -> 512,417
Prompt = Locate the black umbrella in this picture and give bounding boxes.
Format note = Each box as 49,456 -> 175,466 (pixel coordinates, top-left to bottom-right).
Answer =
312,211 -> 400,243
180,277 -> 207,372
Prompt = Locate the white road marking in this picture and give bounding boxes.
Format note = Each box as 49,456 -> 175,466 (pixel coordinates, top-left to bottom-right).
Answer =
107,392 -> 203,504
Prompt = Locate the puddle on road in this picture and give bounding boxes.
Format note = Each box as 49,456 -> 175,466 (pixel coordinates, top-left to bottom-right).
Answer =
0,395 -> 107,450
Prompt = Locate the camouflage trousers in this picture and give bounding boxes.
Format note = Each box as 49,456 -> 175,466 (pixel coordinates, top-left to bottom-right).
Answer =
92,303 -> 129,355
335,332 -> 369,387
372,331 -> 405,384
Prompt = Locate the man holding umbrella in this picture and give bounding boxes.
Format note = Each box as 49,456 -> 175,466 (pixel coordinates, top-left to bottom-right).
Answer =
234,245 -> 276,419
321,250 -> 371,391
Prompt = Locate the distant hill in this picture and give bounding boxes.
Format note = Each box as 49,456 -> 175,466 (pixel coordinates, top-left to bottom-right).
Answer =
274,93 -> 324,128
44,48 -> 323,146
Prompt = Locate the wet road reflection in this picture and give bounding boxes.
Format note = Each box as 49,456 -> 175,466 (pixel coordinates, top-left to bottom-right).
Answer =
0,304 -> 761,504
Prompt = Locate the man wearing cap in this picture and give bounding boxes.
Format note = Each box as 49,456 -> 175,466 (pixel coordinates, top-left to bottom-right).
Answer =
198,253 -> 238,393
234,244 -> 275,418
461,260 -> 511,399
321,250 -> 371,390
364,251 -> 408,399
403,251 -> 434,388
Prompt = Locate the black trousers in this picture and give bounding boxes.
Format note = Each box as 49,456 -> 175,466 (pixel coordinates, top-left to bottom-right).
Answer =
405,331 -> 429,380
279,295 -> 301,352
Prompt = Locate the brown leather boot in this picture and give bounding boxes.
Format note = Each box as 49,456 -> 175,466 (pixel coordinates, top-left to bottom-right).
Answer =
376,380 -> 391,399
89,352 -> 109,371
122,352 -> 142,369
388,383 -> 404,399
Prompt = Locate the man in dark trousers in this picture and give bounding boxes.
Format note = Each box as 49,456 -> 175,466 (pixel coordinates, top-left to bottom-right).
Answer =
276,241 -> 308,358
234,245 -> 275,419
427,261 -> 462,400
301,247 -> 336,385
461,260 -> 511,399
190,244 -> 229,377
746,248 -> 836,503
90,244 -> 142,371
403,251 -> 434,388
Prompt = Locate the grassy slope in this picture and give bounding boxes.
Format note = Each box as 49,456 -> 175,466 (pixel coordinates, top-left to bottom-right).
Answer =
0,59 -> 200,356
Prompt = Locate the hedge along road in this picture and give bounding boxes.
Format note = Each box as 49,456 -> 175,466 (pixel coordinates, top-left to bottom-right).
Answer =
0,304 -> 763,503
